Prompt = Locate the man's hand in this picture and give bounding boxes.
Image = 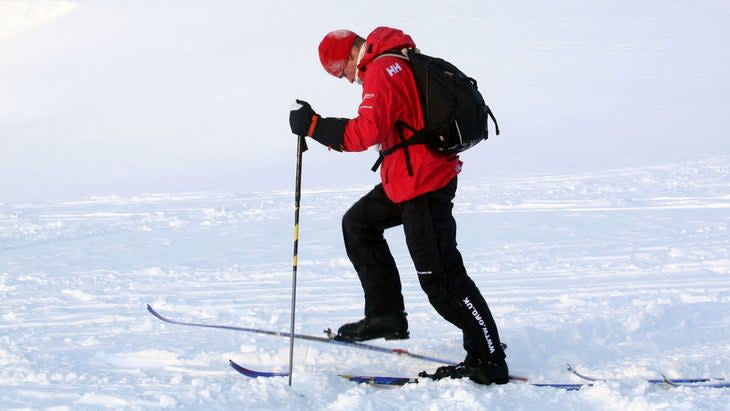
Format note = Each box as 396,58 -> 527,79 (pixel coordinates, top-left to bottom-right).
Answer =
289,99 -> 320,137
289,99 -> 348,152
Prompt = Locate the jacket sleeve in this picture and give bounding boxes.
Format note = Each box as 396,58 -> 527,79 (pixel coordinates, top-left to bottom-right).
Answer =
341,67 -> 402,152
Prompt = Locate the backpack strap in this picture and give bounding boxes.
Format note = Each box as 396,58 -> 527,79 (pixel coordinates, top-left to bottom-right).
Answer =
486,105 -> 500,136
370,121 -> 428,174
372,48 -> 413,63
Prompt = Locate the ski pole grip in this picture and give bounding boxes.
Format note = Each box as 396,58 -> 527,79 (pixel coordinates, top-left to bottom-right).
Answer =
291,100 -> 309,152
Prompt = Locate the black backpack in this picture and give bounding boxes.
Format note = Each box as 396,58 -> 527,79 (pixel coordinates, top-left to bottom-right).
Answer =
371,49 -> 500,175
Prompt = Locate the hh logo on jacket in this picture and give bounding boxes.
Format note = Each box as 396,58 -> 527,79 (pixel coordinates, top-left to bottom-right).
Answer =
386,62 -> 402,77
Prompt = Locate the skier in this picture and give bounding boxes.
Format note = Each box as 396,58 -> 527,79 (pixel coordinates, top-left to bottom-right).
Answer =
288,27 -> 508,385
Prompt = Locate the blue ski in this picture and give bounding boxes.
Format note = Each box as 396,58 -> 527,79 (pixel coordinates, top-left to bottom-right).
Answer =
229,360 -> 289,378
338,374 -> 591,391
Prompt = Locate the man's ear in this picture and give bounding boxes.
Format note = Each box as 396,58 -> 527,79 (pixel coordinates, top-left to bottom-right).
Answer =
354,42 -> 367,84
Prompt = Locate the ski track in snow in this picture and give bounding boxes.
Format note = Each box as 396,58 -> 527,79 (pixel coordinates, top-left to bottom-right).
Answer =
1,159 -> 729,410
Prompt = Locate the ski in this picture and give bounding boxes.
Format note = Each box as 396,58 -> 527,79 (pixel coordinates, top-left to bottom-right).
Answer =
340,374 -> 590,390
658,375 -> 730,389
339,374 -> 419,386
340,373 -> 730,390
339,371 -> 582,390
229,360 -> 289,378
147,304 -> 454,364
567,364 -> 726,386
338,373 -> 540,386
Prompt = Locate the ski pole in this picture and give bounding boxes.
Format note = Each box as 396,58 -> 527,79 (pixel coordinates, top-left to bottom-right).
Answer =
288,133 -> 307,386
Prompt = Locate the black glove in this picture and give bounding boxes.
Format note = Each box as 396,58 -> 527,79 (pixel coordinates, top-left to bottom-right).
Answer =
289,99 -> 319,137
289,99 -> 348,151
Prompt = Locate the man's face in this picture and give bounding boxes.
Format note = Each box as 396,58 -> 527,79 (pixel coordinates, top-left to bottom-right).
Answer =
341,43 -> 360,84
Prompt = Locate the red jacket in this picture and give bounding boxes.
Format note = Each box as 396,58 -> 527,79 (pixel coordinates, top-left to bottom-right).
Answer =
342,27 -> 462,203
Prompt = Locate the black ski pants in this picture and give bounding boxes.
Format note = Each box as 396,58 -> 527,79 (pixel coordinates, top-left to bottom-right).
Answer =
342,177 -> 505,361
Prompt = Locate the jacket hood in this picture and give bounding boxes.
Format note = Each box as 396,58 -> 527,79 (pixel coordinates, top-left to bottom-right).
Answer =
357,27 -> 416,75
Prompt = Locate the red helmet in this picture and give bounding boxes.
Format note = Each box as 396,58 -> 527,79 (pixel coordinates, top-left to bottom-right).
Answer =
318,29 -> 359,78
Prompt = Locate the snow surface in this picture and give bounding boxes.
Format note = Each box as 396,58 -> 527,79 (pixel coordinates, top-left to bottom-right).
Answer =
2,158 -> 729,410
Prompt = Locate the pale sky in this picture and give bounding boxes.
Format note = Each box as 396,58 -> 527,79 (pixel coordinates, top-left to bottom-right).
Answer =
0,0 -> 77,44
2,1 -> 729,201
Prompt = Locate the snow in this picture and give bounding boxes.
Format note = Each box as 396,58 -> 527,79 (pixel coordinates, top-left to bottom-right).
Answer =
1,158 -> 729,410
